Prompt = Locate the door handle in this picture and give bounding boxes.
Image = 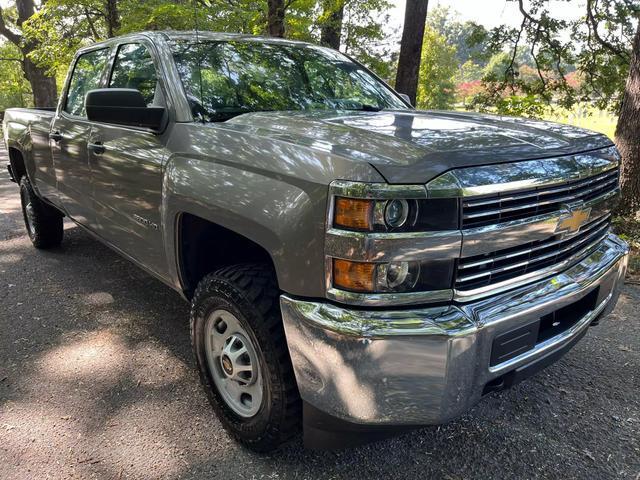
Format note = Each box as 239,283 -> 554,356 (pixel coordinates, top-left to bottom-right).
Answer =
49,131 -> 63,142
88,141 -> 106,155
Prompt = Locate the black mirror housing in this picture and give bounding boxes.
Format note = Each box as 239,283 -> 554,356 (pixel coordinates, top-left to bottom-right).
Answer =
85,88 -> 165,130
397,93 -> 413,107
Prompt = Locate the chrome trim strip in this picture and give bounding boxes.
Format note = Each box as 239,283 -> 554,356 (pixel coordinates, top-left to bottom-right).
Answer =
462,175 -> 618,221
330,180 -> 427,199
462,171 -> 618,208
458,215 -> 610,270
326,287 -> 453,307
461,188 -> 619,257
282,296 -> 470,337
427,146 -> 620,198
456,225 -> 609,284
454,232 -> 619,302
325,228 -> 461,262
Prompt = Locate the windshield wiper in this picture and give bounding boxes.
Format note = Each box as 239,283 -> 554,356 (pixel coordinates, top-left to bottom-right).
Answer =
208,108 -> 277,122
343,104 -> 383,112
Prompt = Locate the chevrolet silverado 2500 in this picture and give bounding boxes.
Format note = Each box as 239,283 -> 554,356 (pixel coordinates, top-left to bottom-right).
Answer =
3,31 -> 629,451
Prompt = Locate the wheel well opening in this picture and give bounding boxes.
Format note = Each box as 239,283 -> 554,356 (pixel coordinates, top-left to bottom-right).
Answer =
8,147 -> 26,181
178,213 -> 276,298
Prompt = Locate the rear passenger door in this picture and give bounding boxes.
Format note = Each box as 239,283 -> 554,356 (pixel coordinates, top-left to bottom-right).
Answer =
89,42 -> 170,277
51,47 -> 110,229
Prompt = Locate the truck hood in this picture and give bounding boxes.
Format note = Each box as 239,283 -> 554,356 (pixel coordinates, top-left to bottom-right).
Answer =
226,110 -> 613,184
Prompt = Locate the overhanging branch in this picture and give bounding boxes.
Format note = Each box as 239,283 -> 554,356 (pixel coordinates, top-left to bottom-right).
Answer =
0,6 -> 23,46
586,0 -> 630,62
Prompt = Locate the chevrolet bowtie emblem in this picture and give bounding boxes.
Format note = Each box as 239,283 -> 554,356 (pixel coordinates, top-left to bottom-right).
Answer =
556,206 -> 591,234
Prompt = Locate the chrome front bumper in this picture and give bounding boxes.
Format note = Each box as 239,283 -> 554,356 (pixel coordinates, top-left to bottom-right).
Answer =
281,234 -> 629,427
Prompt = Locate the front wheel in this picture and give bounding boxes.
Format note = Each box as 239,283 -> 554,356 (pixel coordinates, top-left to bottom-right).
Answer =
190,264 -> 301,451
19,176 -> 63,249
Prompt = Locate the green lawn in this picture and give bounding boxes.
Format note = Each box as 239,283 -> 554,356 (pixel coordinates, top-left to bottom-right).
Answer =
542,105 -> 617,139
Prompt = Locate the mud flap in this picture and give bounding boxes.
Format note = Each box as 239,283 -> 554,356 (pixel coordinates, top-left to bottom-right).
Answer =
302,401 -> 417,450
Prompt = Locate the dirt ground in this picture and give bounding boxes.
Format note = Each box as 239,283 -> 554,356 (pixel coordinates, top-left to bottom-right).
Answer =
0,148 -> 639,479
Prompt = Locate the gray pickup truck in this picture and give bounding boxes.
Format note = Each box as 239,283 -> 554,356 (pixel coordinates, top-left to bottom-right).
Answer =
3,31 -> 630,451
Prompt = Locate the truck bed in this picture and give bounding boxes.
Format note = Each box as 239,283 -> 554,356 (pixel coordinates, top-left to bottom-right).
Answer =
3,107 -> 56,185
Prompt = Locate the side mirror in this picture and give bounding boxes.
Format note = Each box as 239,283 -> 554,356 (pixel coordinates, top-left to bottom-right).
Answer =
85,88 -> 165,130
398,93 -> 413,106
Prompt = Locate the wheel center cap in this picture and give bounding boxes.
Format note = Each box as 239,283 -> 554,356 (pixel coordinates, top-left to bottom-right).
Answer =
221,355 -> 234,376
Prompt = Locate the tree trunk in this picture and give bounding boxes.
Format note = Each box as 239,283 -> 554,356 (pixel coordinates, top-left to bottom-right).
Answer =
0,0 -> 57,107
105,0 -> 120,38
320,0 -> 344,49
615,22 -> 640,216
22,56 -> 58,107
267,0 -> 285,37
394,0 -> 429,105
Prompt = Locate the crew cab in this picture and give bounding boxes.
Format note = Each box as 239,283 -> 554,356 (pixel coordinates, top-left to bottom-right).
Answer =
3,31 -> 629,451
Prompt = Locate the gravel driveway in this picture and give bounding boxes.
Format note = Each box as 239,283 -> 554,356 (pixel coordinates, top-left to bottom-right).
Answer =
0,147 -> 638,480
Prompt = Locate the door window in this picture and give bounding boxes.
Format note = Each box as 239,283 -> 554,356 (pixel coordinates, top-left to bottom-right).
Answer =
64,48 -> 110,117
109,43 -> 161,106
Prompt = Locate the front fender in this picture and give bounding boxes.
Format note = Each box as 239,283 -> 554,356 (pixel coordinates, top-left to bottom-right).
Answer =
162,154 -> 329,298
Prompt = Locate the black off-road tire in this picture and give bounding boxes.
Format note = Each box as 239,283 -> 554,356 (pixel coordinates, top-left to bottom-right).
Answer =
19,176 -> 63,249
190,263 -> 302,452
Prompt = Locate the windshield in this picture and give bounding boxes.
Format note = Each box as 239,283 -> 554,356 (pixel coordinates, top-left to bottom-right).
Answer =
171,40 -> 409,122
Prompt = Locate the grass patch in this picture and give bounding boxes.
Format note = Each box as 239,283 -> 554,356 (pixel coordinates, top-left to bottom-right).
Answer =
612,216 -> 640,282
542,105 -> 617,140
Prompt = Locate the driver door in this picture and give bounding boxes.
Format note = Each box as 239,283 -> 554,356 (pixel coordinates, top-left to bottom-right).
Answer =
51,47 -> 111,229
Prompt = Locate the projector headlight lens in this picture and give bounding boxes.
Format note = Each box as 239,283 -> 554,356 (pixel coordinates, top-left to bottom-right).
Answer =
384,199 -> 409,228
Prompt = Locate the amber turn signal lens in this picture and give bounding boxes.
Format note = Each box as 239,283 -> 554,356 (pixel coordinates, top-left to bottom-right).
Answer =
333,259 -> 375,292
334,197 -> 373,230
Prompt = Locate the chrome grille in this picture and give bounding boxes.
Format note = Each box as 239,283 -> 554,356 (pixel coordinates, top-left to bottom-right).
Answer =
455,214 -> 611,291
462,168 -> 619,229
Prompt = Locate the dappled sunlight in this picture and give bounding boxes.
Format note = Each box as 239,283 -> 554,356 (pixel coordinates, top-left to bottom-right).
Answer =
0,327 -> 206,479
81,291 -> 114,306
0,252 -> 23,264
286,323 -> 378,421
37,330 -> 191,390
0,184 -> 21,215
0,377 -> 209,480
38,330 -> 128,381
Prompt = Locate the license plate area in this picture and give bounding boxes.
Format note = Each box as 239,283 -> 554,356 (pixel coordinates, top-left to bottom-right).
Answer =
537,287 -> 599,343
489,287 -> 600,367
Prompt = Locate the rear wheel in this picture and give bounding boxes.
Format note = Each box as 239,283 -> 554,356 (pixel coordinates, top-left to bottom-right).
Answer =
190,264 -> 301,451
19,176 -> 63,249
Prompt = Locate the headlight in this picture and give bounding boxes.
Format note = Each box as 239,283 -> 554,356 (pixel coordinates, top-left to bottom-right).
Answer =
384,199 -> 410,228
331,258 -> 454,294
327,181 -> 460,305
333,196 -> 458,232
377,261 -> 418,290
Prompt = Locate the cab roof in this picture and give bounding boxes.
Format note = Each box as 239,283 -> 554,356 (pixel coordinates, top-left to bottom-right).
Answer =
76,30 -> 315,54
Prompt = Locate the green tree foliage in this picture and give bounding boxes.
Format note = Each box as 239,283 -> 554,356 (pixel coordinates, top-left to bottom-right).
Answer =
18,0 -> 390,86
471,0 -> 637,115
23,0 -> 121,78
426,6 -> 488,66
341,0 -> 393,79
0,43 -> 31,110
457,60 -> 483,82
416,26 -> 457,109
